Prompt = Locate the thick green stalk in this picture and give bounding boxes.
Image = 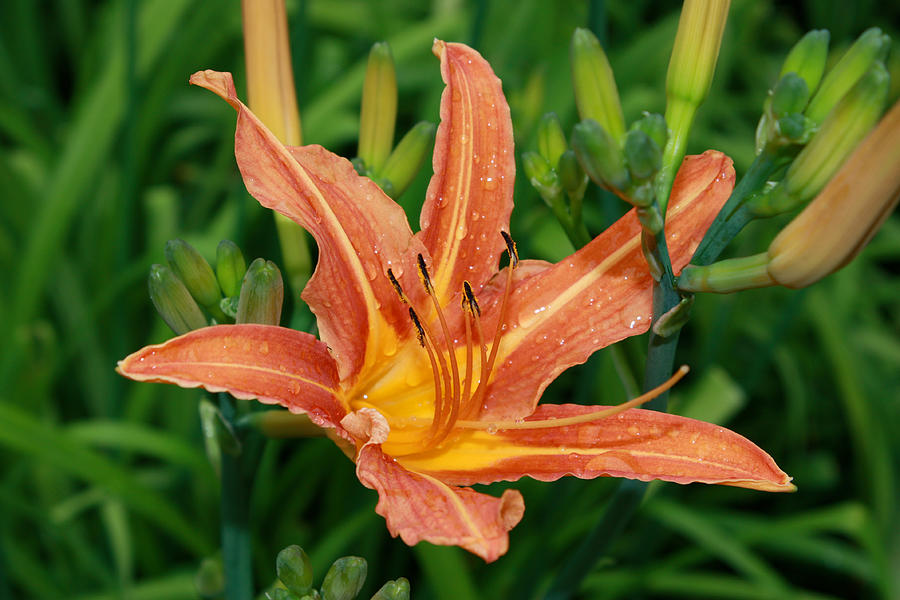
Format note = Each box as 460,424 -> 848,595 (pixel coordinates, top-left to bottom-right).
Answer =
218,394 -> 253,600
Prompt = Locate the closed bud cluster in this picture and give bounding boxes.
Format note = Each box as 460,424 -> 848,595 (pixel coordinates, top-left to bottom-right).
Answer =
522,151 -> 560,203
805,27 -> 890,125
752,61 -> 889,216
216,240 -> 246,299
236,258 -> 284,326
779,29 -> 830,98
537,112 -> 568,169
570,28 -> 626,142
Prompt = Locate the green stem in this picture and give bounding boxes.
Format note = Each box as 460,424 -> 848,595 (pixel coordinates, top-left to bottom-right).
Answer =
691,151 -> 784,266
219,393 -> 253,600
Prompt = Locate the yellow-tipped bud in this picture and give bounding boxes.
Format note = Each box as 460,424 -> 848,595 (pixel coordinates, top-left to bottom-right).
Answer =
767,99 -> 900,289
570,28 -> 626,142
805,27 -> 890,125
753,62 -> 889,216
358,41 -> 398,175
665,0 -> 730,108
779,29 -> 830,97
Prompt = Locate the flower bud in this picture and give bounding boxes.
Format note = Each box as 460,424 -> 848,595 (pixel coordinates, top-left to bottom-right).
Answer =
665,0 -> 730,108
752,61 -> 888,216
805,27 -> 890,125
321,556 -> 367,600
623,129 -> 662,181
570,28 -> 625,142
571,119 -> 629,192
165,239 -> 223,313
770,73 -> 810,118
371,578 -> 410,600
236,258 -> 284,325
537,112 -> 568,168
277,545 -> 314,596
379,121 -> 436,198
148,264 -> 208,335
779,29 -> 830,97
630,113 -> 668,153
677,253 -> 773,294
522,151 -> 560,202
557,149 -> 587,199
358,42 -> 397,175
216,240 -> 246,299
767,99 -> 900,288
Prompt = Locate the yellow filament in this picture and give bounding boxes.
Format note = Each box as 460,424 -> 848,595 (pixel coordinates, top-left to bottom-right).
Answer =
456,366 -> 690,431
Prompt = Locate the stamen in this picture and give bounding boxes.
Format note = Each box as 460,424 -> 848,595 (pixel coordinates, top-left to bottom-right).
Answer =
407,307 -> 426,347
387,268 -> 407,303
463,281 -> 480,316
416,253 -> 434,293
457,366 -> 690,431
501,230 -> 518,268
408,306 -> 451,441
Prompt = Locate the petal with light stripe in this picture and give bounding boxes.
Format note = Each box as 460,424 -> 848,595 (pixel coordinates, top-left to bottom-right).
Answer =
117,324 -> 344,429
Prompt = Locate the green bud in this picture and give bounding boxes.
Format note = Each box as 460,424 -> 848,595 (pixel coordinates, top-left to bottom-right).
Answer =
678,253 -> 773,294
770,73 -> 810,118
277,545 -> 313,596
148,264 -> 207,335
370,578 -> 410,600
623,129 -> 662,181
537,112 -> 568,168
236,258 -> 284,325
269,589 -> 300,600
651,296 -> 695,337
805,27 -> 890,124
380,121 -> 436,198
753,61 -> 889,216
521,151 -> 560,202
358,42 -> 397,175
775,114 -> 810,141
779,29 -> 830,97
165,239 -> 222,312
630,113 -> 668,152
220,296 -> 239,320
570,28 -> 626,142
216,240 -> 246,299
571,119 -> 630,191
195,557 -> 225,599
557,149 -> 587,198
321,557 -> 367,600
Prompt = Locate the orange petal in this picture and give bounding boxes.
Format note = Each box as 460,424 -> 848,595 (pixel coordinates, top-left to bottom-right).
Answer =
417,41 -> 515,303
190,70 -> 424,381
117,324 -> 345,429
356,443 -> 524,562
478,151 -> 734,419
400,404 -> 793,493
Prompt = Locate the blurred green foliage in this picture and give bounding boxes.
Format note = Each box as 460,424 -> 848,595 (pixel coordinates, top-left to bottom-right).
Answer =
0,0 -> 898,598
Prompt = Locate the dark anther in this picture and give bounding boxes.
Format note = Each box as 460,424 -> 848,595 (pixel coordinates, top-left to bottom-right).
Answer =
387,269 -> 407,303
416,253 -> 434,293
462,281 -> 481,316
408,307 -> 426,347
501,231 -> 518,268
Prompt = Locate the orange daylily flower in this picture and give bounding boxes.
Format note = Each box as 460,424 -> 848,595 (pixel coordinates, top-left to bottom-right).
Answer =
118,41 -> 792,562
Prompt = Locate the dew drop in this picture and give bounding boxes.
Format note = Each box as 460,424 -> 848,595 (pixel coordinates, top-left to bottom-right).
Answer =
486,424 -> 498,434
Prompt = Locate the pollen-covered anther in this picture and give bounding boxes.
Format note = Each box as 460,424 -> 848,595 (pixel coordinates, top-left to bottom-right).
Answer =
462,280 -> 481,316
416,253 -> 434,293
408,307 -> 426,346
387,268 -> 407,303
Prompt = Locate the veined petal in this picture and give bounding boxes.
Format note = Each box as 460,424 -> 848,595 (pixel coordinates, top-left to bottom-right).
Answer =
417,41 -> 515,304
400,404 -> 793,492
190,70 -> 423,382
479,151 -> 734,419
117,324 -> 344,429
356,443 -> 524,562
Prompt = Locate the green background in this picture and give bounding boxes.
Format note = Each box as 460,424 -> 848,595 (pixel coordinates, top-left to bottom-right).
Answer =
0,0 -> 898,598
